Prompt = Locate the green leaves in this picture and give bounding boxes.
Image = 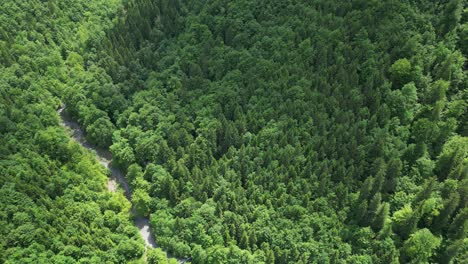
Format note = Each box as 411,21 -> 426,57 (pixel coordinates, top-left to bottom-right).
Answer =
147,248 -> 172,264
110,136 -> 136,168
2,0 -> 467,263
132,189 -> 151,217
86,117 -> 115,148
0,0 -> 145,262
390,58 -> 412,87
34,127 -> 70,162
403,228 -> 441,263
435,136 -> 468,180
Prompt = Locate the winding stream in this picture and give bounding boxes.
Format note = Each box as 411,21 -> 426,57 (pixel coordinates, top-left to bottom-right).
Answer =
58,107 -> 189,262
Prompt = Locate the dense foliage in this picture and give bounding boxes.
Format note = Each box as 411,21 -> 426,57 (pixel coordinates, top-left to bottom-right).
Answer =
2,0 -> 467,263
0,1 -> 147,263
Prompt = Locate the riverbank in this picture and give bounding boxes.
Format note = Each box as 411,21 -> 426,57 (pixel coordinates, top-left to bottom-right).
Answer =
58,106 -> 191,263
58,106 -> 157,247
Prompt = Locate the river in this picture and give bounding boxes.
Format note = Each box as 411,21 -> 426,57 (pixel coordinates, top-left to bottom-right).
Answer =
58,107 -> 189,263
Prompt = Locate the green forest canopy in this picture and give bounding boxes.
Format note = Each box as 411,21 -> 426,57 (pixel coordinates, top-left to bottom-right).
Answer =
1,0 -> 467,263
0,0 -> 146,263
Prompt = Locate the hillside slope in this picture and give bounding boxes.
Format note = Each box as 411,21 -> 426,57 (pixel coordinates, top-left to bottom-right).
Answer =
1,0 -> 467,263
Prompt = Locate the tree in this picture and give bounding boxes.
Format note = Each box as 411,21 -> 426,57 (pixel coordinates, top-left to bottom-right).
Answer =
448,208 -> 468,239
435,136 -> 467,180
459,23 -> 468,55
206,245 -> 228,264
358,177 -> 373,201
389,58 -> 412,87
393,205 -> 419,239
438,239 -> 465,264
239,229 -> 249,250
86,117 -> 115,148
371,202 -> 389,232
439,0 -> 463,35
432,191 -> 460,233
403,228 -> 441,263
191,245 -> 207,264
34,127 -> 70,162
413,178 -> 436,205
367,193 -> 382,225
110,136 -> 136,168
132,189 -> 151,217
426,80 -> 449,120
117,239 -> 145,260
372,237 -> 399,264
384,158 -> 401,194
400,82 -> 418,122
265,248 -> 275,264
127,163 -> 143,183
355,200 -> 368,226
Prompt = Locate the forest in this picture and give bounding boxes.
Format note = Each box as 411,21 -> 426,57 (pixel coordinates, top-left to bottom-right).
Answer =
1,0 -> 467,263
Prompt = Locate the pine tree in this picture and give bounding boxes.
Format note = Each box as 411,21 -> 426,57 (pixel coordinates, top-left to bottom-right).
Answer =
372,202 -> 389,232
372,170 -> 385,197
359,177 -> 374,202
440,0 -> 463,35
249,230 -> 258,250
438,239 -> 464,264
266,249 -> 275,264
433,192 -> 460,233
413,178 -> 436,206
368,193 -> 382,221
384,158 -> 402,194
355,200 -> 368,226
448,208 -> 468,239
240,229 -> 249,250
223,229 -> 231,246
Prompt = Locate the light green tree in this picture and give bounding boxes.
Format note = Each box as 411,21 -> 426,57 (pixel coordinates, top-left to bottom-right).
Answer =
403,228 -> 441,263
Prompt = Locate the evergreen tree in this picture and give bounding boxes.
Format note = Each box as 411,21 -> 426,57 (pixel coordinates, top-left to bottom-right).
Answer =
372,202 -> 389,232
